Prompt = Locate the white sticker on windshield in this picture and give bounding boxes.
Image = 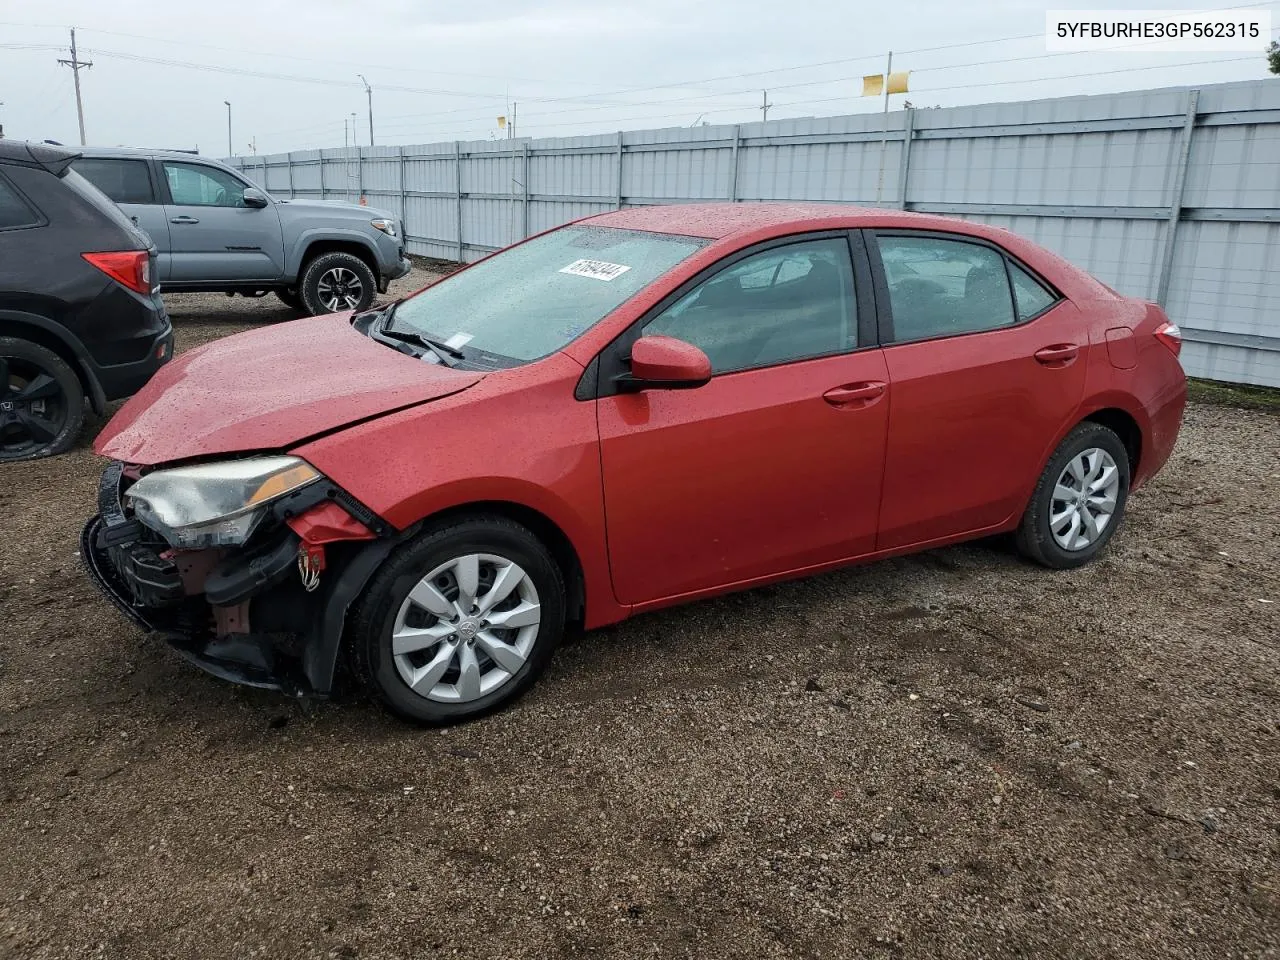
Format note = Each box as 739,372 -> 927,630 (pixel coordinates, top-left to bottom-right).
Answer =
444,332 -> 473,350
559,258 -> 631,282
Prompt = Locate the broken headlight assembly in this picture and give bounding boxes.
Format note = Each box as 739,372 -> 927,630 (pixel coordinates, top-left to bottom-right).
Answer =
126,456 -> 321,549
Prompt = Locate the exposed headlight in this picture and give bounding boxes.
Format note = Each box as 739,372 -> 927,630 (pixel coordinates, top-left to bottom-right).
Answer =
127,456 -> 321,548
370,218 -> 398,238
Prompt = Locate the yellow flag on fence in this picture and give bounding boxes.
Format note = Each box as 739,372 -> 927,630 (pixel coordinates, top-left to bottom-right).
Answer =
861,72 -> 910,97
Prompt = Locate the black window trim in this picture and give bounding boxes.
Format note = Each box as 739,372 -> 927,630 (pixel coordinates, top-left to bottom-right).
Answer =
579,229 -> 878,401
0,168 -> 47,233
72,155 -> 158,205
156,157 -> 257,207
863,227 -> 1065,347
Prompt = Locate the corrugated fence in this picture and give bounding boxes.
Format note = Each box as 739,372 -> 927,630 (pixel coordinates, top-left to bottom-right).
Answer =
229,79 -> 1280,387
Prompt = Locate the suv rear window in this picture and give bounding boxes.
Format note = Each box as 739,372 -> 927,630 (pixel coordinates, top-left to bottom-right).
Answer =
0,173 -> 40,230
72,158 -> 155,204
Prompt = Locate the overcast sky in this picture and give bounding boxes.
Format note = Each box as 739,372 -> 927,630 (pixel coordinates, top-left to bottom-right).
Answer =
1,0 -> 1275,157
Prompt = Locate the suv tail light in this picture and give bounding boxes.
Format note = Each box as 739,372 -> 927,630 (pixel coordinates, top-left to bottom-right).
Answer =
1154,321 -> 1183,357
83,250 -> 151,296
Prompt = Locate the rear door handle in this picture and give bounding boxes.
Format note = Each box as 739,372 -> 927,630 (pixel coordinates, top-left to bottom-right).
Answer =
169,216 -> 200,224
1034,343 -> 1079,365
823,381 -> 887,408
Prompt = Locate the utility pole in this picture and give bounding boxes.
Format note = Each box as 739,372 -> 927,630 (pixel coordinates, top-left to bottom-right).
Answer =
510,101 -> 517,140
875,51 -> 893,205
57,28 -> 92,145
760,90 -> 772,123
358,74 -> 374,146
224,101 -> 232,157
344,117 -> 349,149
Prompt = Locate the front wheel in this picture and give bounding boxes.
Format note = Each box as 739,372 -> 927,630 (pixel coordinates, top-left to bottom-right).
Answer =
1015,422 -> 1130,569
351,516 -> 566,725
298,252 -> 377,316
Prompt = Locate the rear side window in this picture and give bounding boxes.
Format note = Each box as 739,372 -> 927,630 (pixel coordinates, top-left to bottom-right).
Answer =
0,173 -> 40,230
73,158 -> 155,204
877,235 -> 1015,343
1009,261 -> 1057,320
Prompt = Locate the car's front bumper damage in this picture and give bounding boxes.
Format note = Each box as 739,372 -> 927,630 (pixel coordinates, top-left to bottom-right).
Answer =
81,462 -> 394,698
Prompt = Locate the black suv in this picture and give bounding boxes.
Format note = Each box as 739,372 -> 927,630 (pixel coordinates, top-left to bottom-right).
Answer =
0,140 -> 173,462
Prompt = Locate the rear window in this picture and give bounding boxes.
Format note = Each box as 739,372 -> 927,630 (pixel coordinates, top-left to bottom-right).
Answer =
60,169 -> 152,249
0,173 -> 41,230
72,157 -> 155,204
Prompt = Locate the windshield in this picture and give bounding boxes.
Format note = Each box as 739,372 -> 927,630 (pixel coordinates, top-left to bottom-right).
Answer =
389,225 -> 709,366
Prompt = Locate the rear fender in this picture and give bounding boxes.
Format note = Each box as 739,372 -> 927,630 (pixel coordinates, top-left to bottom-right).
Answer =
0,309 -> 107,413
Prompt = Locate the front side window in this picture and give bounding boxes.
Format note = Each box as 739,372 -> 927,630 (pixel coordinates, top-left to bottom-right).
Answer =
73,158 -> 155,204
389,226 -> 709,366
163,161 -> 248,207
643,237 -> 857,374
878,235 -> 1016,343
0,174 -> 39,230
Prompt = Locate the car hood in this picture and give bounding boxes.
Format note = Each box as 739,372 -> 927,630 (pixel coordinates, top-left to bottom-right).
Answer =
277,197 -> 395,220
96,312 -> 481,466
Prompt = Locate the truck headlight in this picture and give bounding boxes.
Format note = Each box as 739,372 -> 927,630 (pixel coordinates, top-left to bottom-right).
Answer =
371,218 -> 398,238
126,456 -> 321,548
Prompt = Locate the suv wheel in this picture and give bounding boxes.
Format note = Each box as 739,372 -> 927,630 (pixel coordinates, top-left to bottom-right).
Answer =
351,516 -> 566,726
299,252 -> 377,316
0,337 -> 85,462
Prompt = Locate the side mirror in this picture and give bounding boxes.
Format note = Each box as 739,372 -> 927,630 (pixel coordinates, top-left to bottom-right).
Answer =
241,188 -> 270,208
617,335 -> 712,392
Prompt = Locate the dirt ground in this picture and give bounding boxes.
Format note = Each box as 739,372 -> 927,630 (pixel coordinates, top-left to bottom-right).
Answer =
1,268 -> 1278,959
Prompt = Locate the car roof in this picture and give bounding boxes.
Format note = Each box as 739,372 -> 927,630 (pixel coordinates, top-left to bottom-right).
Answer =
0,139 -> 80,174
583,202 -> 995,241
77,146 -> 219,163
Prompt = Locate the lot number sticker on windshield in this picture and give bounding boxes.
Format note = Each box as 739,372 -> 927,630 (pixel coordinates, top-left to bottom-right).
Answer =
559,259 -> 632,282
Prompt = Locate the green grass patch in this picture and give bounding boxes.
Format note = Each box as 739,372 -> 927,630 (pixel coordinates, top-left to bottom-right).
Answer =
1187,377 -> 1280,413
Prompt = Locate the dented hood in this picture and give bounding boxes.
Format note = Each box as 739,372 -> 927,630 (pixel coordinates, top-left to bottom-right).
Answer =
96,312 -> 481,466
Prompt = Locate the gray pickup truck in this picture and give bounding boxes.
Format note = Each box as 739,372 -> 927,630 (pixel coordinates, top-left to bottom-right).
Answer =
71,148 -> 411,315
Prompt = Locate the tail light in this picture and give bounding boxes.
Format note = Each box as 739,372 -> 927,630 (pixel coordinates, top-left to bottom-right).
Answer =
1154,321 -> 1183,357
83,250 -> 151,296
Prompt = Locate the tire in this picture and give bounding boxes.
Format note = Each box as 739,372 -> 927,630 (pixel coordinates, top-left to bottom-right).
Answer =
351,515 -> 566,725
274,288 -> 303,311
298,252 -> 377,316
1015,422 -> 1131,570
0,337 -> 85,462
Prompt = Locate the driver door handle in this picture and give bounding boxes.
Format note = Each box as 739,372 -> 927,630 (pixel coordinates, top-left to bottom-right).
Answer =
823,381 -> 887,408
170,215 -> 200,224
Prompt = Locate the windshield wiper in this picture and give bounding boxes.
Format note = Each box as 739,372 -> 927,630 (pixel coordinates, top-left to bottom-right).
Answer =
377,314 -> 466,367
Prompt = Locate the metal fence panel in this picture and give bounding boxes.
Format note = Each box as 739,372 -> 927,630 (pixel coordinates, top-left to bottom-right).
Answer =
227,77 -> 1280,386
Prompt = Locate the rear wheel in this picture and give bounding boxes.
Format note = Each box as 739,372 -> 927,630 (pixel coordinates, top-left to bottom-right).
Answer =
0,337 -> 84,462
351,516 -> 566,725
298,251 -> 377,316
1015,422 -> 1130,569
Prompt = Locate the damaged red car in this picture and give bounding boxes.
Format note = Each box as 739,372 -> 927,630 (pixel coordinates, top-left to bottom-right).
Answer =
83,203 -> 1186,725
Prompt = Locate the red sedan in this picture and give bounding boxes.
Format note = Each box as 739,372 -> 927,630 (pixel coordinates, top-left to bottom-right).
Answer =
83,203 -> 1186,724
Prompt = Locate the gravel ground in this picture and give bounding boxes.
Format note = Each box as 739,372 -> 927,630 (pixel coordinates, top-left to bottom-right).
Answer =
1,272 -> 1278,959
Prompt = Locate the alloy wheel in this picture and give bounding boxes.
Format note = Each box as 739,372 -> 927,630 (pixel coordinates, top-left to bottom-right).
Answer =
316,266 -> 365,312
0,356 -> 68,459
391,553 -> 542,703
1048,447 -> 1120,551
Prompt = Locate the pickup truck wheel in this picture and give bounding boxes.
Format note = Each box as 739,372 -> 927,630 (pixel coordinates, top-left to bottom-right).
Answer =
275,288 -> 302,311
299,252 -> 377,316
0,337 -> 85,462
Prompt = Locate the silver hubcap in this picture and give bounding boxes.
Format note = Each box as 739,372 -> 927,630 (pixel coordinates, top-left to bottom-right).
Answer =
316,267 -> 364,311
1049,447 -> 1121,551
391,553 -> 541,704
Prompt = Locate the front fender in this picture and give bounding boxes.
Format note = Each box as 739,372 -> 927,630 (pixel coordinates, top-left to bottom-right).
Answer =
284,227 -> 385,277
